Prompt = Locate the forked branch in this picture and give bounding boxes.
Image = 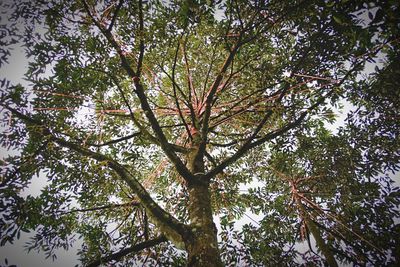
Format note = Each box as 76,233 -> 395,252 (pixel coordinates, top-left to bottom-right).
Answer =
204,62 -> 360,179
82,0 -> 195,182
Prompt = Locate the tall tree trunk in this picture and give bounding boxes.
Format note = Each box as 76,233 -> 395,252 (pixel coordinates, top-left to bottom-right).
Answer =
186,183 -> 223,266
184,141 -> 223,266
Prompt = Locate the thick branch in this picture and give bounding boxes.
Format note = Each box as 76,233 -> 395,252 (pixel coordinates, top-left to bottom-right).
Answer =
204,111 -> 307,180
86,235 -> 167,267
134,82 -> 195,177
3,105 -> 190,245
92,67 -> 167,147
82,0 -> 195,182
296,199 -> 338,267
82,0 -> 136,77
204,90 -> 330,180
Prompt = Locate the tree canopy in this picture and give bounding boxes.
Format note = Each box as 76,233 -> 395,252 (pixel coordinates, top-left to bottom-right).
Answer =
0,0 -> 399,266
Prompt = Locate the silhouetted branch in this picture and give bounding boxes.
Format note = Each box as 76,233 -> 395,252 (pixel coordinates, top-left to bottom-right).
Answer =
86,235 -> 167,267
107,0 -> 124,32
84,132 -> 141,147
60,201 -> 140,215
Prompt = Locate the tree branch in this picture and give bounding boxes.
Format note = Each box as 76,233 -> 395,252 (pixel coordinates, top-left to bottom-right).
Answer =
196,39 -> 242,168
2,104 -> 190,245
204,62 -> 360,179
172,37 -> 193,140
59,201 -> 140,215
201,45 -> 218,102
136,0 -> 144,77
86,235 -> 167,267
181,35 -> 198,111
82,0 -> 195,181
82,0 -> 136,77
82,132 -> 140,147
208,84 -> 281,130
107,0 -> 124,32
64,64 -> 183,151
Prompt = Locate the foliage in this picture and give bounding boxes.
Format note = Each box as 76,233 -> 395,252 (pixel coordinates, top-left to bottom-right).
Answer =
0,0 -> 399,266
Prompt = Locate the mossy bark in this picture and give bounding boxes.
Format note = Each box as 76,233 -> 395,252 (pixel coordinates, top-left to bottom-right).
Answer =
186,183 -> 223,266
184,142 -> 223,267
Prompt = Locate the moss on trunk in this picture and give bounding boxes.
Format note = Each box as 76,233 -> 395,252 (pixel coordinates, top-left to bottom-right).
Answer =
186,184 -> 223,267
183,140 -> 223,266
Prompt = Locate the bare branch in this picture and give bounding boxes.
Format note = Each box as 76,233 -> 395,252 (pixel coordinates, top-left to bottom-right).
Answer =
204,61 -> 360,179
209,82 -> 280,126
59,201 -> 140,215
136,0 -> 144,77
83,132 -> 140,147
107,0 -> 124,32
197,39 -> 242,166
201,45 -> 218,102
181,35 -> 199,110
172,37 -> 193,140
86,235 -> 167,267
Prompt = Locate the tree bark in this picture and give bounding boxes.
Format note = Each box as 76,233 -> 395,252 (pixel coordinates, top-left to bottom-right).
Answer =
306,218 -> 338,267
186,183 -> 223,267
296,199 -> 338,267
184,142 -> 223,267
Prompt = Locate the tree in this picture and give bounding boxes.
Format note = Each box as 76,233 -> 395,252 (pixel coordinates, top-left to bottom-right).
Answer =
0,0 -> 399,266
